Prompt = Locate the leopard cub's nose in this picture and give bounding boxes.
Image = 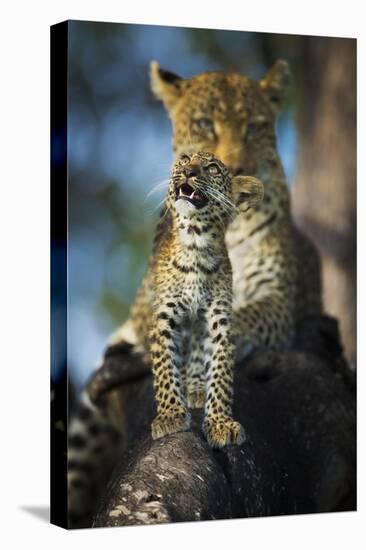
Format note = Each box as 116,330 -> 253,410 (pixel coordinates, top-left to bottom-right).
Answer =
185,166 -> 199,178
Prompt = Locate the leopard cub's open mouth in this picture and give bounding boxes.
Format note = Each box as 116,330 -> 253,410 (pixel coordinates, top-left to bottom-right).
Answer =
175,182 -> 208,209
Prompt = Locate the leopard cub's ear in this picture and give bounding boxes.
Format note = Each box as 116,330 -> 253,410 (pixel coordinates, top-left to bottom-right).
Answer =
231,176 -> 264,210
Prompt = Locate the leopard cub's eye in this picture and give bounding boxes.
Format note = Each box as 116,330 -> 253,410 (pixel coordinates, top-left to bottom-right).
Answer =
179,154 -> 190,164
194,118 -> 214,133
206,163 -> 220,175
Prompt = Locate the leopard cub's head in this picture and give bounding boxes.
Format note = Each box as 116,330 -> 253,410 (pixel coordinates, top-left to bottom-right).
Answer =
167,151 -> 263,225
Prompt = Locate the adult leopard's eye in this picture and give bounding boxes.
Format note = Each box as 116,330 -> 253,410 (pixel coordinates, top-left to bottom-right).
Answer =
206,163 -> 220,175
194,118 -> 214,133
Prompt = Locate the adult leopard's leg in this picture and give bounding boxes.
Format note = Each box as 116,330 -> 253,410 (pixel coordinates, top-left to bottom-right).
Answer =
233,292 -> 295,362
67,340 -> 146,528
67,387 -> 122,528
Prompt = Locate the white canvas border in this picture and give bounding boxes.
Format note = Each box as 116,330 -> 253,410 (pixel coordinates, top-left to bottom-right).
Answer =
0,1 -> 363,548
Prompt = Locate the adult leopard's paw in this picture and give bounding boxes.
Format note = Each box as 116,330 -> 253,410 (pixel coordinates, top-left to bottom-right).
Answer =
187,387 -> 206,409
202,417 -> 246,449
151,410 -> 191,440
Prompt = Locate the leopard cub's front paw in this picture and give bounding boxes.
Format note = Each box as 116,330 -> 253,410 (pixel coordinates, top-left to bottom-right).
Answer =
151,409 -> 191,440
187,387 -> 206,409
202,416 -> 246,449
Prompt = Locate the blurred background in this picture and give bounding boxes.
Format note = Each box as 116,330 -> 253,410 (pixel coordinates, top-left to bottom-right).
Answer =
57,21 -> 355,390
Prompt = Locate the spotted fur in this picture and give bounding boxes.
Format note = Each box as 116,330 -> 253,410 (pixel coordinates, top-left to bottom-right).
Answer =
134,151 -> 262,446
68,60 -> 322,525
113,60 -> 322,358
67,390 -> 121,527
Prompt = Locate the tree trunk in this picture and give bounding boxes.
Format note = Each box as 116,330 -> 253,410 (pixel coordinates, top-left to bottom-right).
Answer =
90,315 -> 356,527
292,38 -> 356,365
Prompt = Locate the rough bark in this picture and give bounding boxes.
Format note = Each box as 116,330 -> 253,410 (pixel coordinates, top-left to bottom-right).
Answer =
91,315 -> 356,527
292,38 -> 356,364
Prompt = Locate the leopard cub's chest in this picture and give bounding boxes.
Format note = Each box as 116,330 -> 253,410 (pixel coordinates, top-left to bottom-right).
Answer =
180,269 -> 211,312
178,263 -> 229,317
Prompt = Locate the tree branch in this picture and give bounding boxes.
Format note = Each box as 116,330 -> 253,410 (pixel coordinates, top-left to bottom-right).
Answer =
91,315 -> 355,527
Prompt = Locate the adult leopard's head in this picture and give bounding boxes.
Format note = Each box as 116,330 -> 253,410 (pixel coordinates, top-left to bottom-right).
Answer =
150,60 -> 289,177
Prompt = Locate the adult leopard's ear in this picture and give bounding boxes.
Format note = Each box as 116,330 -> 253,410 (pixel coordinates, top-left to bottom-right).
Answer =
259,59 -> 290,114
150,61 -> 185,112
232,176 -> 264,210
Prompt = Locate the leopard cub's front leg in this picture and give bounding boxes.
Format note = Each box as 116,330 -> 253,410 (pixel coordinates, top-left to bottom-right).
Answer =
149,304 -> 191,440
202,301 -> 245,449
186,322 -> 206,409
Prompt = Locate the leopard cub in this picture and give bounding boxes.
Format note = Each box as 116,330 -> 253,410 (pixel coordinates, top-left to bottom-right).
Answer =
147,151 -> 263,448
